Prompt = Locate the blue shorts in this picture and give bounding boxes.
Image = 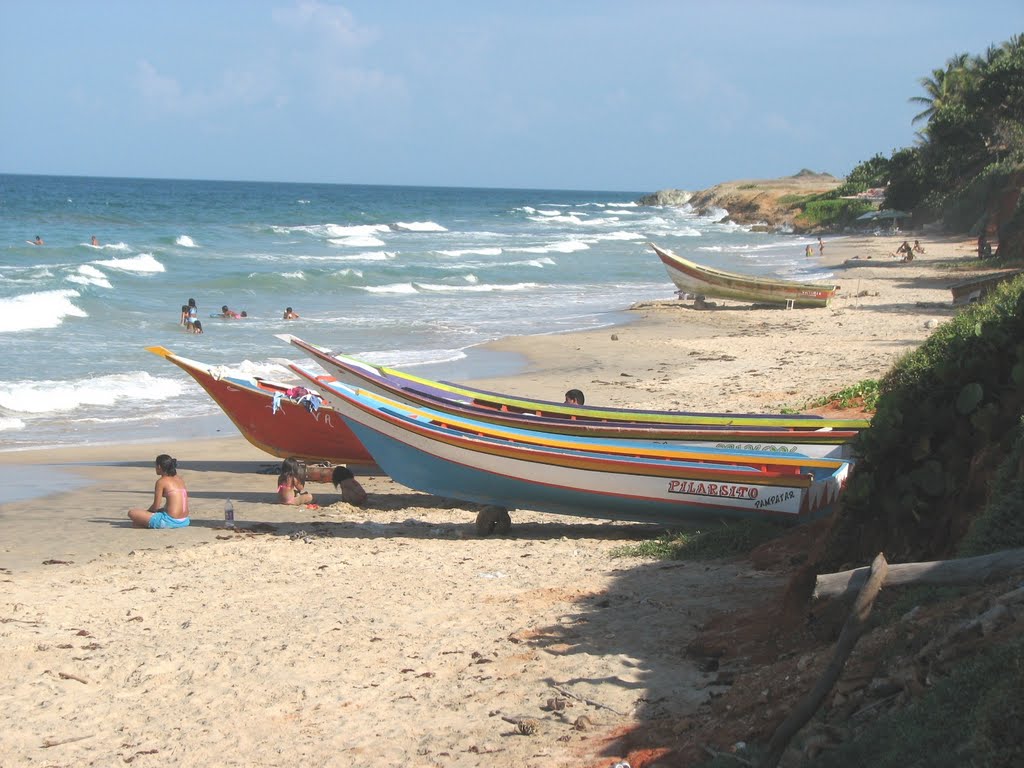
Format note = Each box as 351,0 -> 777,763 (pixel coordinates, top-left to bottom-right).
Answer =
149,512 -> 190,529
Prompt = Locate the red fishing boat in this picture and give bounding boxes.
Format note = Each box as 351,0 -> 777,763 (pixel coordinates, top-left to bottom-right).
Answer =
147,346 -> 375,467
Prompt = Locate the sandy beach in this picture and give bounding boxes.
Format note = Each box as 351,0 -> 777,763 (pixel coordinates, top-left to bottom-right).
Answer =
0,234 -> 982,767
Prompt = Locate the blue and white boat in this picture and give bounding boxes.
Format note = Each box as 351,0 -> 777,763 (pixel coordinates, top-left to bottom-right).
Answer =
307,378 -> 852,534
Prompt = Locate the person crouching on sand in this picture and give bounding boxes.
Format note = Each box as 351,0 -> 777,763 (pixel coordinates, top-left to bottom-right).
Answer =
277,457 -> 315,505
332,466 -> 367,506
128,454 -> 190,529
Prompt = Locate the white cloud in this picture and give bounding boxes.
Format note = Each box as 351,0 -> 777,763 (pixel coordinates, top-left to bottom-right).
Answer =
133,60 -> 279,117
271,1 -> 376,48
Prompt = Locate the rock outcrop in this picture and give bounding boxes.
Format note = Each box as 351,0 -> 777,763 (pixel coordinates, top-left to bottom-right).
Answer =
639,171 -> 843,231
636,188 -> 693,207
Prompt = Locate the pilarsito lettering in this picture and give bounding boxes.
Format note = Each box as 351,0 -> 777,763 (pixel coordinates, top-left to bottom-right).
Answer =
666,480 -> 759,499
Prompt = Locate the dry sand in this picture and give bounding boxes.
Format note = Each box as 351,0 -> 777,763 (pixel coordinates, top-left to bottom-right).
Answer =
0,234 -> 980,767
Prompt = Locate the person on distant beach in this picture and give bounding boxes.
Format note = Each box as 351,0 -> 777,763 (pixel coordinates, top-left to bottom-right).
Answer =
190,320 -> 204,334
564,389 -> 586,406
90,235 -> 100,247
277,457 -> 314,506
128,454 -> 190,529
283,307 -> 299,320
187,298 -> 198,328
805,244 -> 814,258
220,305 -> 241,319
895,241 -> 914,262
332,466 -> 367,506
818,237 -> 824,256
32,235 -> 43,246
180,304 -> 191,328
913,239 -> 925,254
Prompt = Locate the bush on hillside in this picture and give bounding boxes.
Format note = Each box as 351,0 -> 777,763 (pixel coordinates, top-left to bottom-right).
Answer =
823,275 -> 1024,568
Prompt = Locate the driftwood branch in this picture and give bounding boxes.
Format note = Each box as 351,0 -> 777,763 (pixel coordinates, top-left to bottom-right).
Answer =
553,686 -> 626,716
813,547 -> 1024,601
759,552 -> 889,768
41,734 -> 93,748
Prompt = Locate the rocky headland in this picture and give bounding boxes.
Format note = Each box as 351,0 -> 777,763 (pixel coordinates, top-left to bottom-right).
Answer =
638,169 -> 843,231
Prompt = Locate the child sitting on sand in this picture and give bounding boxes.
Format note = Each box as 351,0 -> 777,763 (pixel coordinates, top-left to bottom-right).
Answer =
277,457 -> 315,506
128,454 -> 190,528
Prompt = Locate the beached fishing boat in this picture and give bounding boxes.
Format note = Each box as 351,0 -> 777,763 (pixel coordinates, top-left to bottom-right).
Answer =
290,362 -> 860,463
316,381 -> 852,533
948,269 -> 1024,305
288,361 -> 860,459
279,334 -> 870,431
650,242 -> 840,308
147,346 -> 375,466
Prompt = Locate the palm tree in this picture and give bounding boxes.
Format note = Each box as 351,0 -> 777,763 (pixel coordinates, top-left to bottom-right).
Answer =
909,53 -> 973,126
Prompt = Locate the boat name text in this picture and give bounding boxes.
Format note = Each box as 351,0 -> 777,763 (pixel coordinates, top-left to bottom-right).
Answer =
754,490 -> 796,509
667,480 -> 758,499
714,442 -> 798,454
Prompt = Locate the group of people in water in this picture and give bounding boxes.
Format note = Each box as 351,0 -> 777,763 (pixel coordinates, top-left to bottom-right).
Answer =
178,298 -> 302,333
28,234 -> 100,246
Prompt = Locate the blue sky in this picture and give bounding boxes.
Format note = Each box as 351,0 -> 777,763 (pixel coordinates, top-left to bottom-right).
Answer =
1,1 -> 1021,191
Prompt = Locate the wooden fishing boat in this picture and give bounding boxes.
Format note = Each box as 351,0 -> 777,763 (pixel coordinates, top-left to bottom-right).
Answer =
650,242 -> 840,308
147,346 -> 375,466
279,334 -> 870,430
318,381 -> 852,532
948,269 -> 1024,305
288,362 -> 860,459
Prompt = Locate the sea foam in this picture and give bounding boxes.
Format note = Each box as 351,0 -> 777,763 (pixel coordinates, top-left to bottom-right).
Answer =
0,371 -> 183,414
0,289 -> 87,333
92,254 -> 166,273
66,264 -> 113,289
394,221 -> 447,232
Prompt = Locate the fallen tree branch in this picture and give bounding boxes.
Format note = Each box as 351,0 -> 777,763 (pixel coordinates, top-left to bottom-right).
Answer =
703,743 -> 754,766
41,734 -> 92,749
553,686 -> 626,716
813,547 -> 1024,601
759,552 -> 889,768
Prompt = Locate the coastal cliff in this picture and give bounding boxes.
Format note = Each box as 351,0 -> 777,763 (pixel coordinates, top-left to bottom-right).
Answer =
641,170 -> 843,231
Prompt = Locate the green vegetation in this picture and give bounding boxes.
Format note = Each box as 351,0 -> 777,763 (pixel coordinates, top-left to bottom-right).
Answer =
807,636 -> 1024,768
880,35 -> 1024,231
611,519 -> 787,560
794,198 -> 875,230
805,379 -> 880,410
824,273 -> 1024,567
784,35 -> 1024,236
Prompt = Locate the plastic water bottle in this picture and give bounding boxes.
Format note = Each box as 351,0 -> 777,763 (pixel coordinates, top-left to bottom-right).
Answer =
224,499 -> 235,529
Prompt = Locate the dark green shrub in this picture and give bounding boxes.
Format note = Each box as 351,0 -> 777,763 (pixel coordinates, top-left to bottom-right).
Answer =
824,275 -> 1024,567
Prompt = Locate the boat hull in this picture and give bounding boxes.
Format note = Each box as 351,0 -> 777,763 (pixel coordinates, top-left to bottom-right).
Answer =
651,242 -> 839,308
328,382 -> 851,525
281,334 -> 870,431
290,363 -> 858,460
147,346 -> 375,466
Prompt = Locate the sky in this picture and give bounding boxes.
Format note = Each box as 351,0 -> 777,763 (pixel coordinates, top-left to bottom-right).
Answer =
1,1 -> 1022,192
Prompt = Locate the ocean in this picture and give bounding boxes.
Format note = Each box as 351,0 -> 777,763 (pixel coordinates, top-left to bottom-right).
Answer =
0,174 -> 834,451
